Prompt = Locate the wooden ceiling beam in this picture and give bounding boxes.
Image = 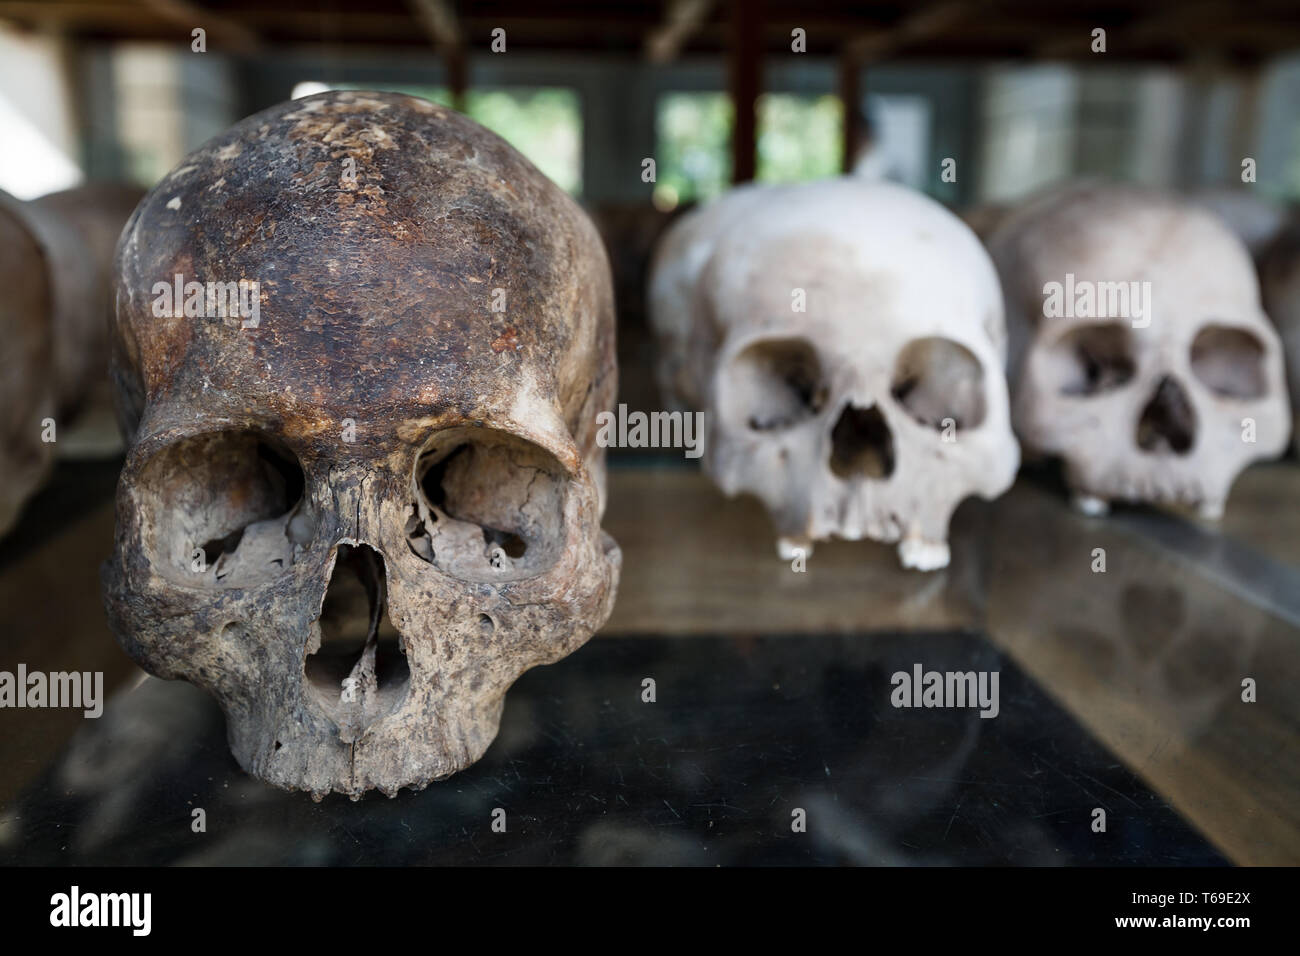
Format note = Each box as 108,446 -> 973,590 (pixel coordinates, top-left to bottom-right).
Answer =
1033,1 -> 1275,59
728,0 -> 760,183
141,0 -> 262,54
405,0 -> 466,107
0,0 -> 1297,61
645,0 -> 714,63
844,0 -> 977,61
405,0 -> 461,47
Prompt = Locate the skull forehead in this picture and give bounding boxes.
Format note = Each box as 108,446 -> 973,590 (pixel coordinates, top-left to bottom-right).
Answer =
994,185 -> 1262,330
705,180 -> 1003,346
114,90 -> 610,431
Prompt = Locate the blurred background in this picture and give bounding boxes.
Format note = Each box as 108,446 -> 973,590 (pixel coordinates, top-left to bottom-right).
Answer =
7,0 -> 1300,408
1,1 -> 1298,866
6,1 -> 1300,393
6,0 -> 1300,203
7,1 -> 1300,204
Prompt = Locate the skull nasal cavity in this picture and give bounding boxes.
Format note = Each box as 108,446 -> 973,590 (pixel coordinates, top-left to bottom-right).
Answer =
306,543 -> 409,736
1136,376 -> 1196,455
829,404 -> 895,480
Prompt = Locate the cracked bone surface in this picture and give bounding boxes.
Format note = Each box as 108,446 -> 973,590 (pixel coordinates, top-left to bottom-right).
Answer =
103,91 -> 621,799
987,183 -> 1291,516
648,178 -> 1019,570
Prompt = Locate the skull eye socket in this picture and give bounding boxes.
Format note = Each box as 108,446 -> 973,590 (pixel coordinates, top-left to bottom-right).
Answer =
723,338 -> 827,432
890,336 -> 987,431
409,429 -> 566,581
1047,322 -> 1136,396
1190,324 -> 1267,399
138,431 -> 305,588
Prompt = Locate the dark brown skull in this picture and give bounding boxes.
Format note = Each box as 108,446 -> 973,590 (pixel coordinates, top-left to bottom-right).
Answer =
103,91 -> 620,799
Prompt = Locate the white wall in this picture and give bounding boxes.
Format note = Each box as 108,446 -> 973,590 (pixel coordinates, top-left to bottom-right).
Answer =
0,26 -> 82,198
976,66 -> 1078,201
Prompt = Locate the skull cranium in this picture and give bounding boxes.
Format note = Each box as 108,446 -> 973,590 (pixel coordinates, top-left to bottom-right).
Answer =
988,183 -> 1291,518
649,178 -> 1019,570
103,91 -> 620,799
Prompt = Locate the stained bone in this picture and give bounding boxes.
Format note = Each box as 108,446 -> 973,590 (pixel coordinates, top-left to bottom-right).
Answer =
103,91 -> 620,798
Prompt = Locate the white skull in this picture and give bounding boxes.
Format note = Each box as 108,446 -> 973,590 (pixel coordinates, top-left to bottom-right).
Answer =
1189,186 -> 1290,261
649,178 -> 1019,570
988,183 -> 1291,518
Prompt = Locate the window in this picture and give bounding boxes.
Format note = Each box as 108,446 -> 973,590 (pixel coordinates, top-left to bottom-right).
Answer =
653,90 -> 844,209
654,91 -> 732,209
756,93 -> 842,184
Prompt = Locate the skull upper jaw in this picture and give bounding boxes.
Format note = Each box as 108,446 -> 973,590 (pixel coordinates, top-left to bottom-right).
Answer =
707,415 -> 1017,562
706,326 -> 1019,565
1015,316 -> 1291,514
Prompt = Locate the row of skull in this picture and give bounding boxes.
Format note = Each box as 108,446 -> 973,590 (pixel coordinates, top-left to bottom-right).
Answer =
5,91 -> 1294,798
650,177 -> 1296,570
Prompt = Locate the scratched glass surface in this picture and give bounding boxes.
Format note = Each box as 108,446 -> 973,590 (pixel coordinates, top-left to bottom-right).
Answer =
2,458 -> 1297,865
1,632 -> 1226,866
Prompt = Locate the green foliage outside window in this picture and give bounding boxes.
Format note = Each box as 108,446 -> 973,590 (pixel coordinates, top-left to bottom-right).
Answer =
757,93 -> 843,184
654,92 -> 733,208
653,91 -> 843,209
